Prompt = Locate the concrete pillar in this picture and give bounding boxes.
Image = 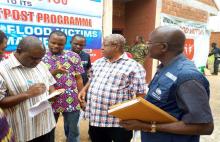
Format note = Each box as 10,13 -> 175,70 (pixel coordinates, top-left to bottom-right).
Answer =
103,0 -> 113,37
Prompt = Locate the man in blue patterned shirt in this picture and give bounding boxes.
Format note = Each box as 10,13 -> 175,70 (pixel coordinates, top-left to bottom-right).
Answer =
78,34 -> 147,142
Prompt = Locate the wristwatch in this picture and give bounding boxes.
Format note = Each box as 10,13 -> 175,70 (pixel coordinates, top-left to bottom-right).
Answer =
150,122 -> 157,133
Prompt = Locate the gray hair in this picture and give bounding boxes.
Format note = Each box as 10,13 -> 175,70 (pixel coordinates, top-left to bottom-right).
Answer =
104,34 -> 126,47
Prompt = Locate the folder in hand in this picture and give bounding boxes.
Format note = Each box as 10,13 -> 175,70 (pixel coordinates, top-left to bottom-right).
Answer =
108,97 -> 178,123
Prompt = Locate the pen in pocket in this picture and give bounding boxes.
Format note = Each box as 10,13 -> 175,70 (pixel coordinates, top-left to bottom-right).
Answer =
27,80 -> 34,85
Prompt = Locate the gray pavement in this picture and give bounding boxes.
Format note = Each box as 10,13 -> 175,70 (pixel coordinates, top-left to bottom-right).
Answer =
55,75 -> 220,142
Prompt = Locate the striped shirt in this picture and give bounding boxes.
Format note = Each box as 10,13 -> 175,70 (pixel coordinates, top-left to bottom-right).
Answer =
84,53 -> 146,127
0,54 -> 56,141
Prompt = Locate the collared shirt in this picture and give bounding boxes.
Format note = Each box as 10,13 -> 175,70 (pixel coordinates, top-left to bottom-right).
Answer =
0,54 -> 56,141
0,108 -> 15,142
143,54 -> 212,142
43,50 -> 84,113
84,53 -> 146,127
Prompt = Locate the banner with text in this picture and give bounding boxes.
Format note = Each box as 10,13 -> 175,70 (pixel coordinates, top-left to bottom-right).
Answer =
161,14 -> 210,70
0,0 -> 103,53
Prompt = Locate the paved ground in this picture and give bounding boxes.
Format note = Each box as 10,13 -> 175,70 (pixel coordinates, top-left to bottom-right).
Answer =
55,75 -> 220,142
200,75 -> 220,142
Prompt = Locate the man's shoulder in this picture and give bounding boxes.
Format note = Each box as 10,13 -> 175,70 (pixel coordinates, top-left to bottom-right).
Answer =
63,50 -> 82,62
45,51 -> 52,56
80,51 -> 90,58
0,56 -> 13,69
176,63 -> 207,83
64,50 -> 79,56
123,58 -> 145,71
36,61 -> 49,70
0,60 -> 8,70
93,57 -> 105,64
216,47 -> 220,52
125,58 -> 138,64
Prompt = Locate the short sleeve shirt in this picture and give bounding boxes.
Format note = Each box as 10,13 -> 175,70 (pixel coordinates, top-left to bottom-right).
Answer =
84,53 -> 147,127
177,80 -> 213,123
43,50 -> 84,113
0,54 -> 56,141
141,80 -> 213,142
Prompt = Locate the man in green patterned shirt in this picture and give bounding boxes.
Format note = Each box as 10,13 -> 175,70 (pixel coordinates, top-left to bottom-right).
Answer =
130,36 -> 148,65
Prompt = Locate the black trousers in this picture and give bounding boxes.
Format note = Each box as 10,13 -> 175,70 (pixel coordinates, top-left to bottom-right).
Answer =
213,58 -> 220,74
28,130 -> 53,142
49,113 -> 60,142
89,125 -> 133,142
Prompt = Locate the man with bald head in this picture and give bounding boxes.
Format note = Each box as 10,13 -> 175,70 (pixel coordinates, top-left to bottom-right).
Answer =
120,26 -> 213,142
78,34 -> 147,142
0,36 -> 56,142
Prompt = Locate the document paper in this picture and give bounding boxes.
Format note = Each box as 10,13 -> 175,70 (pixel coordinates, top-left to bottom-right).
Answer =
28,89 -> 65,117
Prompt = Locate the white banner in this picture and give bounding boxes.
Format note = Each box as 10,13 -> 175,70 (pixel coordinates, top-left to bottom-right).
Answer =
161,14 -> 210,69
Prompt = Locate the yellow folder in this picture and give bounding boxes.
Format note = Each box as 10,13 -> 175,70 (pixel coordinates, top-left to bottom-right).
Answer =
108,97 -> 178,123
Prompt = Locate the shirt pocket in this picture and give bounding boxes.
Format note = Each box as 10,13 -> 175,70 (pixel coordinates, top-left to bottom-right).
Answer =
109,72 -> 129,90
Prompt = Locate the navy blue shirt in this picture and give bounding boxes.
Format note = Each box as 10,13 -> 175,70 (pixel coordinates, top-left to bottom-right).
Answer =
142,54 -> 213,142
79,51 -> 91,85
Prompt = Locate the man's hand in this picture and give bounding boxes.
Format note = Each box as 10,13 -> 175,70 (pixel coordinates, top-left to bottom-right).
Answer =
78,89 -> 86,103
57,62 -> 68,74
78,89 -> 87,111
119,120 -> 151,131
26,83 -> 46,98
55,67 -> 68,74
51,63 -> 68,76
0,83 -> 47,108
80,101 -> 86,111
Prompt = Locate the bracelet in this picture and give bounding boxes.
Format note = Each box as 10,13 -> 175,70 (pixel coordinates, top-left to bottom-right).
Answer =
150,122 -> 157,133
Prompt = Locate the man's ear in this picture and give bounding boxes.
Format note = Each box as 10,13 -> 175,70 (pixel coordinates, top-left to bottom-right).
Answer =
17,47 -> 22,53
161,43 -> 168,52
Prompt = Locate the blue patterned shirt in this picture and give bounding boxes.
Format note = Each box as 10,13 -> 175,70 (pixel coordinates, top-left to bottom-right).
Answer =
84,53 -> 147,127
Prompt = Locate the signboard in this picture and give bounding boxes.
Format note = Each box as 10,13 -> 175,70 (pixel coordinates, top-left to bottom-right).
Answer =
0,0 -> 103,61
161,14 -> 210,71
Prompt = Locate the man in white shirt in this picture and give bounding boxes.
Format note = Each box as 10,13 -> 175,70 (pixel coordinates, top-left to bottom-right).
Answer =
0,36 -> 56,142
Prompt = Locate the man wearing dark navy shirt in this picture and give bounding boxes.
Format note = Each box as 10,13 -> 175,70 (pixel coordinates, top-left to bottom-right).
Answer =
71,34 -> 92,85
120,26 -> 214,142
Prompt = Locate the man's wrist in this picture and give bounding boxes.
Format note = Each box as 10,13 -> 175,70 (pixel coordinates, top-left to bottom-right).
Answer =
150,122 -> 157,133
23,92 -> 30,100
142,122 -> 157,133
